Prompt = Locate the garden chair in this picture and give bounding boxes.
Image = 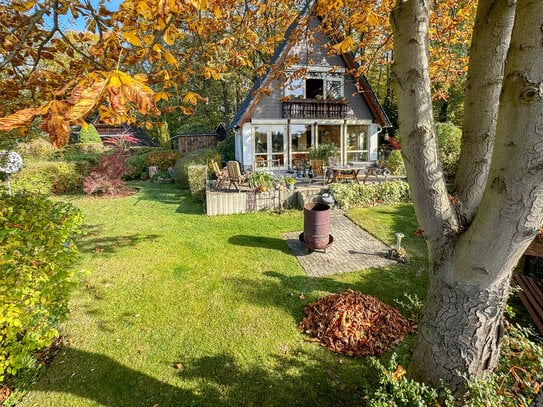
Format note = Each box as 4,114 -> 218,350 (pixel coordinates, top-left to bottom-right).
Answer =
362,157 -> 390,184
226,161 -> 247,190
309,159 -> 326,185
211,160 -> 228,189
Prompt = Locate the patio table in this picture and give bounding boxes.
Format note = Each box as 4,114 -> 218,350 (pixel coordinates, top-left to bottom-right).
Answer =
329,165 -> 367,184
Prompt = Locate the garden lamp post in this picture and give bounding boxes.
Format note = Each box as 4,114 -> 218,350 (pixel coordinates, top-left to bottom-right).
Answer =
0,151 -> 23,195
395,232 -> 405,251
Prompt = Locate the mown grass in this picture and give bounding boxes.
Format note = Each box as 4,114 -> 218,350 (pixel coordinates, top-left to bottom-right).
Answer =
16,183 -> 429,407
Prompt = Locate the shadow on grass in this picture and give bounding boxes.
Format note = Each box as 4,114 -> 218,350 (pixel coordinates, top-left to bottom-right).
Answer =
32,346 -> 375,406
129,182 -> 203,215
77,224 -> 161,255
131,182 -> 182,206
32,347 -> 193,406
177,349 -> 374,406
226,268 -> 428,322
228,235 -> 293,254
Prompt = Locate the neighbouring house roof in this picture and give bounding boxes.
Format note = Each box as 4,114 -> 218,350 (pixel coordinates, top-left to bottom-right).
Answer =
230,6 -> 391,129
94,124 -> 157,147
172,123 -> 227,141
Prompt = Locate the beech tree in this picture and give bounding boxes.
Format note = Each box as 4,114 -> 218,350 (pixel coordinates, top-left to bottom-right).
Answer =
391,0 -> 542,397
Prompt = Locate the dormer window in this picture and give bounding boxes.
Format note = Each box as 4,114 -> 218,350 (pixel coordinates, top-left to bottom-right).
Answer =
284,68 -> 344,100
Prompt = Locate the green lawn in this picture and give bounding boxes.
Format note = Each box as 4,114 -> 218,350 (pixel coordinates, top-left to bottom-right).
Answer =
17,183 -> 428,407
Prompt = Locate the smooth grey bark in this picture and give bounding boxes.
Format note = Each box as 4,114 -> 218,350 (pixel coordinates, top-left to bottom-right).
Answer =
391,0 -> 543,399
455,0 -> 516,225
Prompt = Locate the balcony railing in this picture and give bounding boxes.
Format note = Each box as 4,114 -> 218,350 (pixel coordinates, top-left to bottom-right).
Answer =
281,98 -> 348,119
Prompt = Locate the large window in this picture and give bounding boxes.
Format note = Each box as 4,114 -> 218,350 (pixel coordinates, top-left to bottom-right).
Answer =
284,70 -> 344,100
346,125 -> 369,162
317,125 -> 341,149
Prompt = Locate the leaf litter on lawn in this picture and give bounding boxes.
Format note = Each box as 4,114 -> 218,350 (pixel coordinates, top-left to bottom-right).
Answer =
299,289 -> 416,357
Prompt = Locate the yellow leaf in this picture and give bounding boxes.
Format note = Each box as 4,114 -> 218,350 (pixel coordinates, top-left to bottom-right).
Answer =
391,365 -> 406,381
164,50 -> 178,67
181,106 -> 194,115
163,28 -> 176,46
183,92 -> 200,105
203,67 -> 220,80
124,31 -> 142,47
154,92 -> 169,102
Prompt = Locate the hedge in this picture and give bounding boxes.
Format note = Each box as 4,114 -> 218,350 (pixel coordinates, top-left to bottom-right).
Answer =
0,193 -> 83,381
329,181 -> 411,209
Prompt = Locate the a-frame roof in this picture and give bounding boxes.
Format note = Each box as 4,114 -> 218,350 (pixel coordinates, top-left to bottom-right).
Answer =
231,7 -> 391,129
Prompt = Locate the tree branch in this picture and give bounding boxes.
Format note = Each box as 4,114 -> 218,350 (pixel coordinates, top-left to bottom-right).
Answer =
454,0 -> 516,226
390,0 -> 459,248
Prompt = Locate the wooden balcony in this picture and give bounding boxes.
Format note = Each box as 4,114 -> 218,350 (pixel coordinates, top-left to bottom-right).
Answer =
281,98 -> 348,119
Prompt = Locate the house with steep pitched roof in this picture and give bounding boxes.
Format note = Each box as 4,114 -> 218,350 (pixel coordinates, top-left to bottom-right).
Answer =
231,8 -> 391,171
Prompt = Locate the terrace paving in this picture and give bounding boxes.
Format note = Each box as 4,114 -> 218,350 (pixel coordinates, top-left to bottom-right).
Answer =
283,209 -> 397,277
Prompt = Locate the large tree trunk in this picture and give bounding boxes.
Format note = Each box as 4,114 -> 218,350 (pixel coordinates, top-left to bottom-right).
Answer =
391,0 -> 543,399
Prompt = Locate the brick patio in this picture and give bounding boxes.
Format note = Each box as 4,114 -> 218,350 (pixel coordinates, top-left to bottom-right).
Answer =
283,209 -> 397,277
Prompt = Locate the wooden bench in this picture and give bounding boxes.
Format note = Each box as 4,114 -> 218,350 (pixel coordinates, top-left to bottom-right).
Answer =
511,274 -> 543,335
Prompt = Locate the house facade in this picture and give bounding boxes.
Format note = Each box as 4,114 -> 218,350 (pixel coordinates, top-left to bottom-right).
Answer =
231,13 -> 391,171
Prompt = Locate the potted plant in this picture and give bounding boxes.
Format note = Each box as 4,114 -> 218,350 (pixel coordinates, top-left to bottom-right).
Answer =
248,171 -> 273,192
284,176 -> 296,191
309,144 -> 339,162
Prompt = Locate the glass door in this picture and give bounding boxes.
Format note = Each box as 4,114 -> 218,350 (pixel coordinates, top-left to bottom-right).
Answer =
254,125 -> 286,167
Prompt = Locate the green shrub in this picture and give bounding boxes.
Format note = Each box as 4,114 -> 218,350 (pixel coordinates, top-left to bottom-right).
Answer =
16,138 -> 56,162
218,134 -> 235,162
0,192 -> 83,382
173,149 -> 220,189
386,150 -> 405,176
146,149 -> 181,171
465,321 -> 543,406
435,122 -> 462,179
151,170 -> 175,184
367,354 -> 455,406
125,149 -> 181,181
126,153 -> 151,180
329,181 -> 410,209
78,124 -> 102,144
188,165 -> 207,202
9,161 -> 84,195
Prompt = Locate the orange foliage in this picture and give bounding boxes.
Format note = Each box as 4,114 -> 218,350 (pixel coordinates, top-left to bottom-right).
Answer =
0,0 -> 474,146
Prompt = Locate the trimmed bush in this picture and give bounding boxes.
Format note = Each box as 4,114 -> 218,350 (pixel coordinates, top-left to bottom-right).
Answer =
125,149 -> 182,181
435,122 -> 462,179
125,152 -> 151,181
386,150 -> 405,176
8,161 -> 84,195
78,124 -> 102,144
329,181 -> 410,209
173,149 -> 220,189
146,149 -> 181,171
16,138 -> 56,162
188,165 -> 207,202
0,192 -> 83,382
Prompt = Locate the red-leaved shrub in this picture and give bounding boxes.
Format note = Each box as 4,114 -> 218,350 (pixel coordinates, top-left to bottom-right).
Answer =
83,136 -> 137,196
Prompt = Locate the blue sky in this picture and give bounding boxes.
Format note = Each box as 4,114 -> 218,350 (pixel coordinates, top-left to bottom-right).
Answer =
53,0 -> 123,32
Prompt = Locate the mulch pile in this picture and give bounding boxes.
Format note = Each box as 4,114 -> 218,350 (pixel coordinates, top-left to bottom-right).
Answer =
299,289 -> 416,357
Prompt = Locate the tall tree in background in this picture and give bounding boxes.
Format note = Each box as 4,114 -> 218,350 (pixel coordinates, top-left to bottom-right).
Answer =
391,0 -> 542,397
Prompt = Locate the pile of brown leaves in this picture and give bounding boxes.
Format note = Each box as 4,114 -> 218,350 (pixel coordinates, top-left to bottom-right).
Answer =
299,289 -> 416,357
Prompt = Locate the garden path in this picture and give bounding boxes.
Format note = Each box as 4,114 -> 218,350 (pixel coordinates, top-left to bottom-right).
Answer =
283,209 -> 397,277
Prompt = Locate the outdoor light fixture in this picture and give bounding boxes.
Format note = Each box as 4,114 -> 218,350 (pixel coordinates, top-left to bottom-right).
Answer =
395,232 -> 405,251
